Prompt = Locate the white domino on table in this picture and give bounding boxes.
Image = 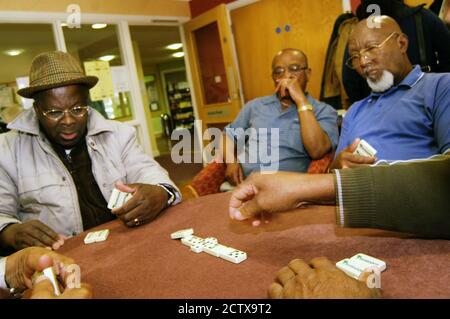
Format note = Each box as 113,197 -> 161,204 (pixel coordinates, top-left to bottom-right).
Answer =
220,249 -> 247,264
200,238 -> 221,257
336,258 -> 364,280
84,229 -> 110,244
170,228 -> 194,239
190,243 -> 204,253
84,232 -> 98,244
181,235 -> 204,247
336,253 -> 386,280
349,253 -> 386,272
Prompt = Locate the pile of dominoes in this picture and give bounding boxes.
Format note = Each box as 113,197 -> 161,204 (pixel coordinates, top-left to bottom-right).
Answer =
171,228 -> 247,264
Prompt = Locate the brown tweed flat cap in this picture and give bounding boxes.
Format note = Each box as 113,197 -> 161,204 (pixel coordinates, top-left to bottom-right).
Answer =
17,51 -> 98,98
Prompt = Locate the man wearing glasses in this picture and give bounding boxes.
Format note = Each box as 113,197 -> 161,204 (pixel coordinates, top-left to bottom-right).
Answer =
0,51 -> 180,253
222,49 -> 339,186
330,16 -> 450,170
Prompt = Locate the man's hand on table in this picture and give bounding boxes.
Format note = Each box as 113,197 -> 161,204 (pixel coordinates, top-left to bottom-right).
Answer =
112,181 -> 168,227
329,138 -> 376,170
268,257 -> 382,299
229,172 -> 335,225
6,246 -> 92,299
0,220 -> 66,251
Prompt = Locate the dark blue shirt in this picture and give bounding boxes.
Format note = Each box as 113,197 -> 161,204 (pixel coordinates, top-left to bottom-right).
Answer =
336,65 -> 450,160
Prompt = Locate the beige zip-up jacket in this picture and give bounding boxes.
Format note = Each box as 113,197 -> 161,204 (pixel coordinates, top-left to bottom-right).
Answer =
0,108 -> 180,237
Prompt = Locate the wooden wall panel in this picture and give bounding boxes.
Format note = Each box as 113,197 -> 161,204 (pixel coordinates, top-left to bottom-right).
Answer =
231,0 -> 343,102
0,0 -> 191,17
189,0 -> 236,18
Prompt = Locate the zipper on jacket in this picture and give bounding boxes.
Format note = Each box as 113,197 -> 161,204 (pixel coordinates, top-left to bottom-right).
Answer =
37,136 -> 84,235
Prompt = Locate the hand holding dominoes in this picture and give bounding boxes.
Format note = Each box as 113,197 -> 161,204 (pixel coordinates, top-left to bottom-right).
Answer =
171,228 -> 247,264
32,266 -> 61,296
109,182 -> 169,228
353,139 -> 377,158
5,247 -> 91,299
330,138 -> 377,170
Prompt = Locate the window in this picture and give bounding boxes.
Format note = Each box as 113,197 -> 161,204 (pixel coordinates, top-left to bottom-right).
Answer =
63,24 -> 133,120
0,23 -> 55,123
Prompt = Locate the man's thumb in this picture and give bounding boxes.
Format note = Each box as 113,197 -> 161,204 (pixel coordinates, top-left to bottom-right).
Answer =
30,278 -> 55,299
235,199 -> 262,220
114,181 -> 135,193
347,138 -> 361,153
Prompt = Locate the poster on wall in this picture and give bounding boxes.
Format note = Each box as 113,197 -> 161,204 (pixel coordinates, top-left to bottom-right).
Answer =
84,61 -> 115,102
0,86 -> 14,107
111,65 -> 130,93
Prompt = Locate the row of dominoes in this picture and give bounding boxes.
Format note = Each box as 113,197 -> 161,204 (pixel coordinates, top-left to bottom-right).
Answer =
336,253 -> 386,280
171,229 -> 247,264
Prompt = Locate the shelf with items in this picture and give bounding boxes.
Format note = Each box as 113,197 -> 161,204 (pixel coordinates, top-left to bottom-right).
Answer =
167,81 -> 194,130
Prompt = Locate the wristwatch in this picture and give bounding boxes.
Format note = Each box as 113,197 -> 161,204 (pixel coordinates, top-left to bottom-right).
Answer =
298,104 -> 313,112
158,184 -> 176,206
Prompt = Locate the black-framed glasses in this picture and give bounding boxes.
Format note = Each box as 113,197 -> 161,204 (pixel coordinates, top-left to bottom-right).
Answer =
41,105 -> 89,121
345,32 -> 399,69
272,64 -> 308,78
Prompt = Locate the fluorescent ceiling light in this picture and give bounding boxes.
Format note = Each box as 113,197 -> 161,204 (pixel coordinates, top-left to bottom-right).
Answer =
98,55 -> 116,62
167,43 -> 183,50
4,49 -> 25,56
92,23 -> 107,29
172,52 -> 185,58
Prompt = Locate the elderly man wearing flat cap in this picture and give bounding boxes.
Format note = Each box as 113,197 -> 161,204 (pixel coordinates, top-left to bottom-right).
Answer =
0,51 -> 180,253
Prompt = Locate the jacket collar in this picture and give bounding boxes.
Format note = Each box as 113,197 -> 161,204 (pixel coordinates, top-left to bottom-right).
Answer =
7,107 -> 114,137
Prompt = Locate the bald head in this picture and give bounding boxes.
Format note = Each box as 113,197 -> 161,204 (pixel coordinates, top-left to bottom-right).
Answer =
351,15 -> 403,39
272,49 -> 308,69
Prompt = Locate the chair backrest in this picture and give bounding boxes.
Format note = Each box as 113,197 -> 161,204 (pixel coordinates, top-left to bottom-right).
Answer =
307,151 -> 334,174
189,161 -> 227,197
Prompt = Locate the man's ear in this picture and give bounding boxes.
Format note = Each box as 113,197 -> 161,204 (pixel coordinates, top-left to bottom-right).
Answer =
33,101 -> 41,119
397,33 -> 409,54
305,68 -> 312,82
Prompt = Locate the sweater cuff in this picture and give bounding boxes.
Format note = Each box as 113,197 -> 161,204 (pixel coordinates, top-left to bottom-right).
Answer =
334,168 -> 377,228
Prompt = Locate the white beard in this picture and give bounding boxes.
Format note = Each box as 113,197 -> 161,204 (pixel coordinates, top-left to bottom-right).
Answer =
367,70 -> 395,92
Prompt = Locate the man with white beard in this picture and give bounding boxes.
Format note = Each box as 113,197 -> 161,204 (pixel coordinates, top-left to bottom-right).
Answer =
330,16 -> 450,170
